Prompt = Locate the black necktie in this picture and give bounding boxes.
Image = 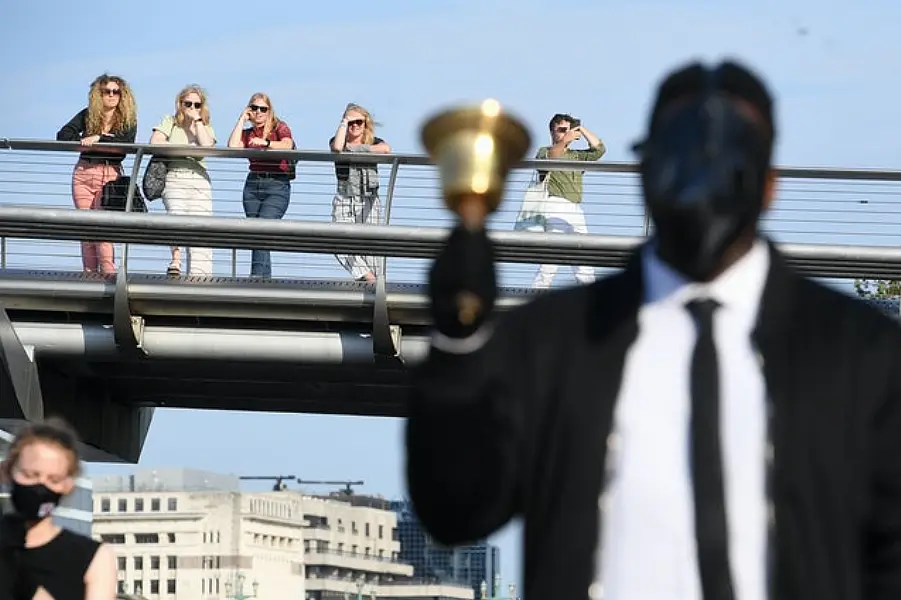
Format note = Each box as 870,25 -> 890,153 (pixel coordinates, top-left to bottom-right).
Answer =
686,298 -> 735,600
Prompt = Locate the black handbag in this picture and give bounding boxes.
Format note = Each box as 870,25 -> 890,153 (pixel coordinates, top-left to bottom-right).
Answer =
100,175 -> 147,213
141,156 -> 167,201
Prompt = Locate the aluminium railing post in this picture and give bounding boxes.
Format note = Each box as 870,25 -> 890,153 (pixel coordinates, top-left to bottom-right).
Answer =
122,148 -> 145,276
0,237 -> 6,269
381,158 -> 401,281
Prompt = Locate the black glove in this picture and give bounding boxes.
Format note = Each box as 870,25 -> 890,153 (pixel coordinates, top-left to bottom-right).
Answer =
428,225 -> 497,339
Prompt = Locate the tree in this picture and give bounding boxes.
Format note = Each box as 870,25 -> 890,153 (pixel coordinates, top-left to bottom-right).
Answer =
854,279 -> 901,300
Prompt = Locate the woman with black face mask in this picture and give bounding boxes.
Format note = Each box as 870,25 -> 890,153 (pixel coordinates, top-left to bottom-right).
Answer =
0,418 -> 116,600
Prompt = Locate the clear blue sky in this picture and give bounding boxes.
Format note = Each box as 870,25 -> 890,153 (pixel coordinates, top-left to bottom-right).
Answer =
4,0 -> 901,591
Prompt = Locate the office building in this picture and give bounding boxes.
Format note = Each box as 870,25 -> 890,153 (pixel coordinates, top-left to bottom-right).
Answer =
0,428 -> 94,535
390,500 -> 502,599
92,469 -> 472,600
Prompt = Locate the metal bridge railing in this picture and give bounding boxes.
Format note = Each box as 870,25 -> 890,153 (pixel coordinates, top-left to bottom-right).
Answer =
2,139 -> 901,286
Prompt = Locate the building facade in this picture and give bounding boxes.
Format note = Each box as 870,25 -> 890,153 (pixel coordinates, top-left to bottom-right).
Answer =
390,500 -> 501,599
92,469 -> 306,600
92,469 -> 472,600
0,428 -> 94,535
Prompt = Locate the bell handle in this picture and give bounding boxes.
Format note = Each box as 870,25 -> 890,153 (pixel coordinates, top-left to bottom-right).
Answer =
457,193 -> 488,231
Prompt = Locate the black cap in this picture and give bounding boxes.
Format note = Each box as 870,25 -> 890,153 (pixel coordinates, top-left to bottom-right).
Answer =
642,59 -> 776,141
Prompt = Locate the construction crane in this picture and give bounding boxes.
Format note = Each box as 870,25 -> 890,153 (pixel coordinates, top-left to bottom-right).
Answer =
238,475 -> 297,491
296,479 -> 365,495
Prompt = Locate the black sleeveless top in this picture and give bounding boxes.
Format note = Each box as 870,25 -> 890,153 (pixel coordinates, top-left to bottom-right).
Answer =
21,529 -> 100,600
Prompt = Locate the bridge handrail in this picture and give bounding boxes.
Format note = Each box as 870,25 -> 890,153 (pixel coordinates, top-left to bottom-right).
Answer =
1,205 -> 901,279
5,137 -> 901,180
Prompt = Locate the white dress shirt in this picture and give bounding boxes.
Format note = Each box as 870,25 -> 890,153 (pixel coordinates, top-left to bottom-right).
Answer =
595,240 -> 771,600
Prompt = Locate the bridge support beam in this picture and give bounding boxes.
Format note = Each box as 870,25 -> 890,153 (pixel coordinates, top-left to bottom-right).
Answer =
36,361 -> 154,463
373,275 -> 403,365
0,304 -> 43,422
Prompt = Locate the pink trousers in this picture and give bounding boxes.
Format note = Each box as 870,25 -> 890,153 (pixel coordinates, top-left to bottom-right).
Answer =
71,160 -> 119,273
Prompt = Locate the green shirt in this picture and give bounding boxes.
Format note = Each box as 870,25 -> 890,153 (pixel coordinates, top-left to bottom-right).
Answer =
536,143 -> 606,203
152,115 -> 217,173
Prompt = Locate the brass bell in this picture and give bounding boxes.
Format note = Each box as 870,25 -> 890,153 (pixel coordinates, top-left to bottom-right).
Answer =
421,98 -> 532,230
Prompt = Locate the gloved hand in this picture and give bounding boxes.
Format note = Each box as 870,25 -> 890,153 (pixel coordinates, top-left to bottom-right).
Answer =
428,225 -> 497,339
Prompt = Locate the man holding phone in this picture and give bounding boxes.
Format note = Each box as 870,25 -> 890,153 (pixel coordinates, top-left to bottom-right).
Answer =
528,113 -> 606,288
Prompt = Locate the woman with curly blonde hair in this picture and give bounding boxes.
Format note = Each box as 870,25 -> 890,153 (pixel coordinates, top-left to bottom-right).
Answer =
328,103 -> 391,282
150,84 -> 217,278
56,74 -> 138,276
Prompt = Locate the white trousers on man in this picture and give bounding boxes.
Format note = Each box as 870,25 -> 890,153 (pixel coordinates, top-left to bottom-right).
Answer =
525,195 -> 596,289
162,168 -> 213,276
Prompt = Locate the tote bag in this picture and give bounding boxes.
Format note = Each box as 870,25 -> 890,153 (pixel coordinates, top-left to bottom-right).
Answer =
514,176 -> 550,230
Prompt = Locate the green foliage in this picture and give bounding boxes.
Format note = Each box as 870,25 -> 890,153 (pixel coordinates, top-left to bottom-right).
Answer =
854,279 -> 901,300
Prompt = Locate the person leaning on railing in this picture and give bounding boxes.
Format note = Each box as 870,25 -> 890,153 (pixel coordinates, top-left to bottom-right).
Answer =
0,417 -> 116,600
227,92 -> 296,279
149,85 -> 217,278
56,73 -> 138,277
328,103 -> 392,283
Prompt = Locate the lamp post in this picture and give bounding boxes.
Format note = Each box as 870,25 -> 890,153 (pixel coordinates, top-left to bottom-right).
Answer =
224,573 -> 260,600
480,574 -> 516,600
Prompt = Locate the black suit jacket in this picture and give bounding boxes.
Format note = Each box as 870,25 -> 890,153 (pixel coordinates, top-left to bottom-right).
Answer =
406,242 -> 901,600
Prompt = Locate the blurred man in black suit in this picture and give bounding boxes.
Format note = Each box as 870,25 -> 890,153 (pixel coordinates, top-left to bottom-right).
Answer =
406,60 -> 901,600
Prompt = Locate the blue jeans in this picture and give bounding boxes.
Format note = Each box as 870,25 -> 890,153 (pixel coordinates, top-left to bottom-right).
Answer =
242,173 -> 291,277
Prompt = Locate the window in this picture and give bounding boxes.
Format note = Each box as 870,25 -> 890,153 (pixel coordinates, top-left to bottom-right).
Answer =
133,581 -> 143,595
117,556 -> 126,570
150,580 -> 159,595
117,581 -> 125,594
167,580 -> 176,594
118,499 -> 127,512
134,557 -> 143,570
134,498 -> 144,512
352,521 -> 358,534
101,498 -> 110,513
167,533 -> 176,543
151,498 -> 160,512
167,556 -> 177,570
100,534 -> 125,544
150,556 -> 160,570
135,533 -> 159,544
365,523 -> 370,537
167,497 -> 177,511
378,524 -> 384,539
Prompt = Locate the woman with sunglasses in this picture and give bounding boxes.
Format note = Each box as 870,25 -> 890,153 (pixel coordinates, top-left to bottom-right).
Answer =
149,85 -> 217,278
56,74 -> 138,276
227,93 -> 295,279
328,103 -> 391,282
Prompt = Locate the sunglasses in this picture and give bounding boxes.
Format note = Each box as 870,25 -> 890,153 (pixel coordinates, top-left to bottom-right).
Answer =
183,101 -> 203,109
347,119 -> 365,127
102,88 -> 121,96
249,104 -> 269,113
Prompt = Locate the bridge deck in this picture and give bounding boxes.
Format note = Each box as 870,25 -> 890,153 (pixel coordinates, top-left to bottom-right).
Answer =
0,268 -> 541,325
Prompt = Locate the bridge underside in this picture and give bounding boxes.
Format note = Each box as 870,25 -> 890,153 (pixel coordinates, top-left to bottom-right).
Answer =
0,270 -> 543,461
1,269 -> 897,462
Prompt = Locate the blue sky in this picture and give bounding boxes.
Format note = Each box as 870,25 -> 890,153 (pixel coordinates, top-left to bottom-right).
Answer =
4,0 -> 901,590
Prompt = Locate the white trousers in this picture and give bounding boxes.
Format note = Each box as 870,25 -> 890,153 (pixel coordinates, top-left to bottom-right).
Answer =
162,168 -> 213,276
525,195 -> 596,289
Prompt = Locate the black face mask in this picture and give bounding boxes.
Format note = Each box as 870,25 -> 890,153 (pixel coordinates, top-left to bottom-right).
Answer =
10,482 -> 62,522
638,92 -> 771,281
